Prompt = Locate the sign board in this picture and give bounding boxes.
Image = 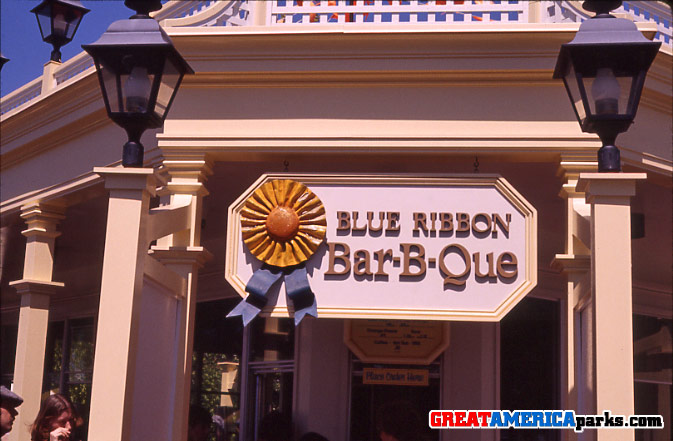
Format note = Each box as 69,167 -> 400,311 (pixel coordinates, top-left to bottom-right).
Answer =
226,174 -> 537,321
362,368 -> 429,386
345,319 -> 449,365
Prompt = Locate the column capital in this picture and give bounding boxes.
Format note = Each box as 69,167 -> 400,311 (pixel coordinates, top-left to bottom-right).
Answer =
557,155 -> 598,179
577,173 -> 647,201
20,202 -> 65,239
94,167 -> 160,196
158,155 -> 214,197
161,156 -> 214,178
557,156 -> 597,199
155,156 -> 213,249
17,202 -> 65,282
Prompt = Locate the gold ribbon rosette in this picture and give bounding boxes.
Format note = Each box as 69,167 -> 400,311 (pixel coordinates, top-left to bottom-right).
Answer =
241,179 -> 327,266
228,179 -> 327,326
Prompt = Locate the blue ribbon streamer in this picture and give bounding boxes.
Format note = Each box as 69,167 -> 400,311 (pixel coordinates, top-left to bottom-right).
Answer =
227,263 -> 318,326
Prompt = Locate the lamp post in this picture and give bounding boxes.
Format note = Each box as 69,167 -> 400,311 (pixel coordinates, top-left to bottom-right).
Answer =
553,0 -> 661,172
0,53 -> 8,72
83,0 -> 194,168
31,0 -> 89,62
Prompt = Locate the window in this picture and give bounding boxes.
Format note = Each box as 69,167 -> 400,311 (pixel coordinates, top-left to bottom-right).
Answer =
247,317 -> 295,441
633,315 -> 672,441
190,299 -> 295,441
191,299 -> 244,441
43,317 -> 96,441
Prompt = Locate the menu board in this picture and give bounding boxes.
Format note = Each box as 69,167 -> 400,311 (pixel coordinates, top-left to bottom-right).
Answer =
345,319 -> 449,365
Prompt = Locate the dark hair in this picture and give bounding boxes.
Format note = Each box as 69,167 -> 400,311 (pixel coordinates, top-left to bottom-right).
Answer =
375,400 -> 423,441
189,405 -> 212,428
30,394 -> 78,441
258,411 -> 292,441
298,432 -> 329,441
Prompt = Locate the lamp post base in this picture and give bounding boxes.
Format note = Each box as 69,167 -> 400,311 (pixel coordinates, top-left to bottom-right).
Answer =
50,48 -> 62,63
597,144 -> 621,172
122,141 -> 145,168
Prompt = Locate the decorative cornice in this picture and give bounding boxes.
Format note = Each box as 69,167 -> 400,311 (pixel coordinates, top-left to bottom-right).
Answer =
156,119 -> 602,161
1,73 -> 101,138
1,23 -> 669,203
183,69 -> 555,88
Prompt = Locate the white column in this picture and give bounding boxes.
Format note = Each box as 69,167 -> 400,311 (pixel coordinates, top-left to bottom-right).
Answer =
8,202 -> 65,441
552,158 -> 594,441
577,172 -> 646,441
87,168 -> 157,441
89,161 -> 212,441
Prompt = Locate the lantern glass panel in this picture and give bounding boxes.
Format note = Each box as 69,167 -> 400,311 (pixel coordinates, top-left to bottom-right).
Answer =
563,63 -> 586,122
52,3 -> 83,41
155,58 -> 182,119
627,70 -> 647,118
120,67 -> 156,114
582,69 -> 634,117
36,7 -> 52,40
99,63 -> 121,113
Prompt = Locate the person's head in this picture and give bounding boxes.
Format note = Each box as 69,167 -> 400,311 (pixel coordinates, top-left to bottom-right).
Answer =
1,386 -> 24,436
258,411 -> 292,441
375,400 -> 423,441
298,432 -> 329,441
188,405 -> 212,441
30,394 -> 78,441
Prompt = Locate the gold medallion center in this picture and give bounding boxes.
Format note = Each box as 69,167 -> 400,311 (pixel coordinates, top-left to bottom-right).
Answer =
266,206 -> 300,242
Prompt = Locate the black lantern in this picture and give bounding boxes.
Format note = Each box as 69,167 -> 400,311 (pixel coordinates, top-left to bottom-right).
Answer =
553,0 -> 661,172
31,0 -> 90,62
0,53 -> 8,72
83,0 -> 194,167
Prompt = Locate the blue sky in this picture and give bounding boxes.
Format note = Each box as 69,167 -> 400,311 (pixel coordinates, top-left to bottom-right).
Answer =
0,1 -> 145,97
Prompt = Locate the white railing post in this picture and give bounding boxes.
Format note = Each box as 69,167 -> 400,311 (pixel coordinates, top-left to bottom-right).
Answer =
250,0 -> 271,26
41,61 -> 60,95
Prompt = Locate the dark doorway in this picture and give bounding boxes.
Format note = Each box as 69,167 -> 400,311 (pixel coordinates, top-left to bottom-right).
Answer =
500,296 -> 560,441
349,359 -> 439,441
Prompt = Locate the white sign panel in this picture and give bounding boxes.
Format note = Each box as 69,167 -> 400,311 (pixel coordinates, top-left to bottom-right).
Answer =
226,174 -> 537,321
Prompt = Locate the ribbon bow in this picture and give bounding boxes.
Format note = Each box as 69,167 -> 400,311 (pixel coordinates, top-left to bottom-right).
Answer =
227,179 -> 326,326
227,263 -> 317,326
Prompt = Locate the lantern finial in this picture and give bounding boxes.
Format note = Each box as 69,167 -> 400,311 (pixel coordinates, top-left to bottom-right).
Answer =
582,0 -> 622,16
124,0 -> 163,19
0,53 -> 8,72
